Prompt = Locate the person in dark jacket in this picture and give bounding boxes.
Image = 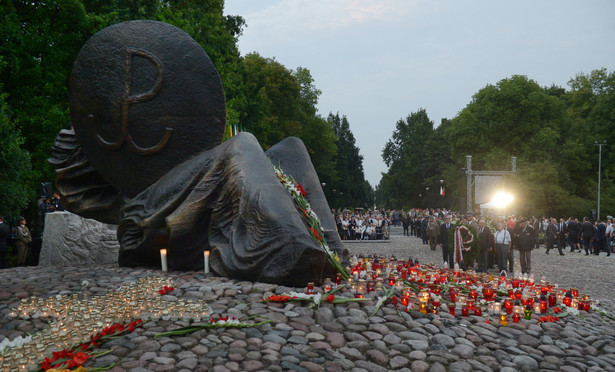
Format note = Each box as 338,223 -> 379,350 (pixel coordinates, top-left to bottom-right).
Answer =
596,221 -> 609,256
546,217 -> 564,255
439,215 -> 453,268
518,219 -> 535,274
477,219 -> 492,273
566,217 -> 580,252
581,217 -> 594,255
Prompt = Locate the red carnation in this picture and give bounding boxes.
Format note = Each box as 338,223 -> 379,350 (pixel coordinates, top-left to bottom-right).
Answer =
325,295 -> 335,303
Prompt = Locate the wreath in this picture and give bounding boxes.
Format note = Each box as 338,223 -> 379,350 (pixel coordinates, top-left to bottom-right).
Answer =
448,222 -> 480,266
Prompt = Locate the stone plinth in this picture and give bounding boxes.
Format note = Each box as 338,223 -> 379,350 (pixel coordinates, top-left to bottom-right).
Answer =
39,211 -> 119,266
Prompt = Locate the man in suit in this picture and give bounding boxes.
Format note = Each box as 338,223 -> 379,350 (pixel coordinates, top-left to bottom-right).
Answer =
421,216 -> 429,244
517,218 -> 535,274
546,217 -> 564,255
439,215 -> 453,268
566,217 -> 580,252
581,217 -> 594,255
558,218 -> 568,254
477,219 -> 492,272
0,216 -> 10,269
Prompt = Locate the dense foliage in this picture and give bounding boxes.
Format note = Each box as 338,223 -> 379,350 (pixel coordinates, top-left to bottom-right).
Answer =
0,0 -> 370,225
378,72 -> 615,220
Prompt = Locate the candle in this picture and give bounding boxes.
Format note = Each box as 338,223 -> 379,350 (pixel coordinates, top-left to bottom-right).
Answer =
448,303 -> 456,316
499,312 -> 508,326
160,249 -> 168,272
503,299 -> 513,314
524,305 -> 532,320
203,251 -> 210,274
533,301 -> 541,314
419,302 -> 428,314
493,302 -> 502,313
563,292 -> 572,307
324,278 -> 332,292
512,312 -> 520,323
307,282 -> 315,295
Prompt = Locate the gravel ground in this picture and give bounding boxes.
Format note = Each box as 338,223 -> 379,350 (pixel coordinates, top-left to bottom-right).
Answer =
0,227 -> 614,371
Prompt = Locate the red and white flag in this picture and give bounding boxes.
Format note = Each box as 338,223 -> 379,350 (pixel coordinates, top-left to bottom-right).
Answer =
440,186 -> 445,196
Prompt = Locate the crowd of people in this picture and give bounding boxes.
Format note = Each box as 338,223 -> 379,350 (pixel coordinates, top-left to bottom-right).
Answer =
336,207 -> 614,276
334,209 -> 392,241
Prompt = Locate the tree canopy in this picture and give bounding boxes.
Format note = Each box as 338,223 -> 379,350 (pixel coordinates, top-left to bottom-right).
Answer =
0,0 -> 372,224
378,71 -> 615,219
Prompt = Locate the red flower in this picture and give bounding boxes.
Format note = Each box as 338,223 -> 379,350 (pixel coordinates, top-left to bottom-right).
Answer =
553,307 -> 562,313
538,316 -> 560,323
325,295 -> 335,303
391,296 -> 398,305
296,184 -> 307,196
309,227 -> 323,242
71,352 -> 89,365
264,295 -> 291,302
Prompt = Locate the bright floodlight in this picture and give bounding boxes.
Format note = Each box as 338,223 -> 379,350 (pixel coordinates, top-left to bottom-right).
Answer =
491,192 -> 514,209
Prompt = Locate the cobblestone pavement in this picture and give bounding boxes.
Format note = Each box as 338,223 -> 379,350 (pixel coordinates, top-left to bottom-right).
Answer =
0,229 -> 614,371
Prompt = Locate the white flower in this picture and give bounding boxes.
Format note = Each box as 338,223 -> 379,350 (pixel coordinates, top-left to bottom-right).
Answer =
288,292 -> 313,300
561,304 -> 579,316
374,296 -> 388,309
312,293 -> 322,305
81,280 -> 89,287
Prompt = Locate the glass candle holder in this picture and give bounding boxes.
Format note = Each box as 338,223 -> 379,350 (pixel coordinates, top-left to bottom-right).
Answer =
503,299 -> 513,314
323,278 -> 332,292
512,312 -> 520,323
499,312 -> 508,326
448,302 -> 456,316
419,302 -> 428,314
524,305 -> 532,320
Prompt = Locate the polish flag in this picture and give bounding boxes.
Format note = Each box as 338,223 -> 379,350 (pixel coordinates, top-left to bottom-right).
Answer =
440,186 -> 445,196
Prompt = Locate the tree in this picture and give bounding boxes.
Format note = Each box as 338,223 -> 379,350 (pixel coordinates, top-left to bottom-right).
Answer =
0,90 -> 32,222
327,113 -> 371,209
378,109 -> 451,209
0,0 -> 246,220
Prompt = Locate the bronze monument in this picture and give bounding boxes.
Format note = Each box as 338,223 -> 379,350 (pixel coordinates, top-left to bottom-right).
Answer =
50,20 -> 347,286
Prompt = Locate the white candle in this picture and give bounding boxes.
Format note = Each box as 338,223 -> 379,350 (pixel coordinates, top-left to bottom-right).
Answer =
204,251 -> 210,274
160,249 -> 168,272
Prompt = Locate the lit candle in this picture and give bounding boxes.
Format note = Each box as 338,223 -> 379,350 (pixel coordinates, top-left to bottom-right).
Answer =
499,312 -> 508,326
493,302 -> 502,313
533,301 -> 541,314
203,250 -> 210,274
160,249 -> 168,272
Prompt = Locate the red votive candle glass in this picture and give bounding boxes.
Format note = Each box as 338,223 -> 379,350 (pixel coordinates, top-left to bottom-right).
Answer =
448,303 -> 456,316
504,299 -> 514,314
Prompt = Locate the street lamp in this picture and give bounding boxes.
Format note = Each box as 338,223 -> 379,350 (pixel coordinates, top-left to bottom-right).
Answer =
595,140 -> 607,220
